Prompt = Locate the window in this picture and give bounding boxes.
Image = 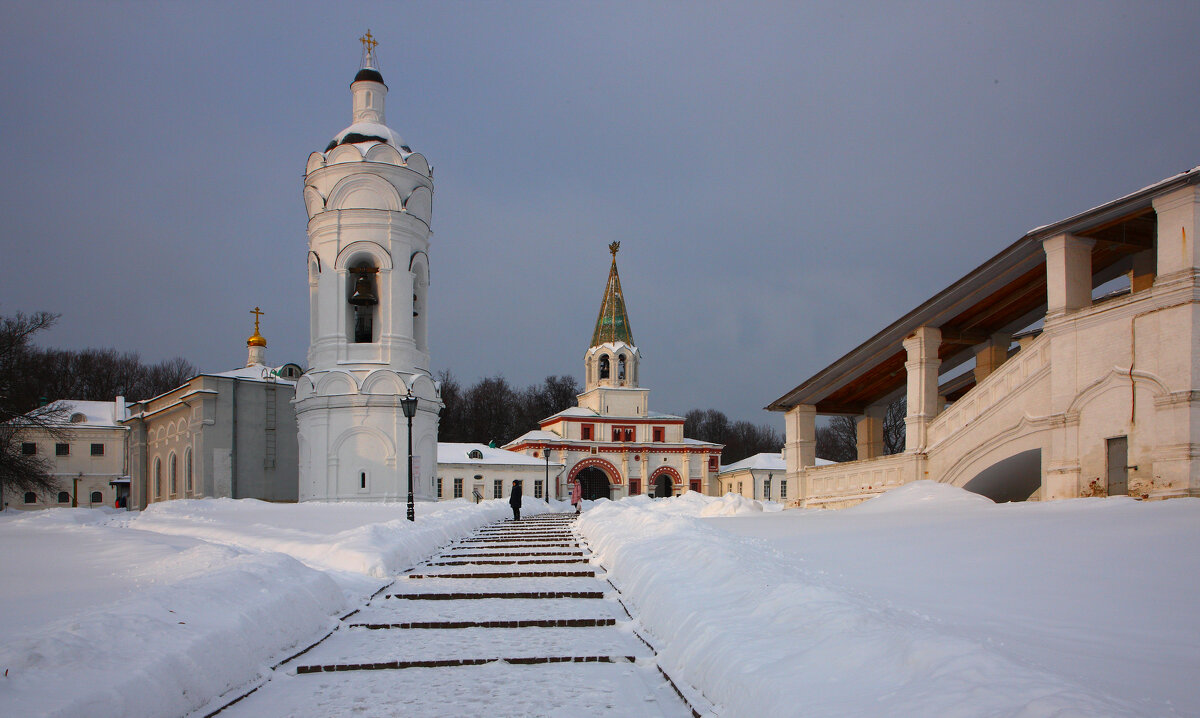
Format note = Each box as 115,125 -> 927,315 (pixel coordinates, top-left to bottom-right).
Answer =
468,449 -> 484,460
599,354 -> 610,379
630,478 -> 641,495
493,479 -> 503,498
763,480 -> 771,500
57,491 -> 70,504
90,491 -> 102,504
360,472 -> 367,490
534,480 -> 543,499
21,442 -> 35,455
780,480 -> 787,499
56,443 -> 69,456
581,424 -> 593,441
91,443 -> 104,457
169,453 -> 177,495
708,456 -> 719,472
612,426 -> 634,442
24,491 -> 36,504
154,458 -> 162,499
185,449 -> 193,493
737,481 -> 743,495
453,478 -> 463,498
436,477 -> 443,498
652,427 -> 664,442
347,261 -> 379,344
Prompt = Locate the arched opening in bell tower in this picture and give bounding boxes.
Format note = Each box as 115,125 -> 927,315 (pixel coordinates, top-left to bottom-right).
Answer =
617,354 -> 626,383
599,354 -> 610,380
347,259 -> 380,344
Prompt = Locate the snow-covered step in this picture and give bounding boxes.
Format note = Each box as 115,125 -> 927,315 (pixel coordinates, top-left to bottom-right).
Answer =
384,589 -> 606,600
292,625 -> 652,665
221,660 -> 692,718
406,568 -> 596,579
351,597 -> 623,624
389,575 -> 602,594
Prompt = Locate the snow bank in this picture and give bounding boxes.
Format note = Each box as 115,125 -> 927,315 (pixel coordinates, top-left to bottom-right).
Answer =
699,493 -> 764,517
579,487 -> 1200,717
1,499 -> 564,717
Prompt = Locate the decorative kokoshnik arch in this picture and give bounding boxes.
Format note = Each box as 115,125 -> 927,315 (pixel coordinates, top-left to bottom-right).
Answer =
568,457 -> 622,485
649,465 -> 682,485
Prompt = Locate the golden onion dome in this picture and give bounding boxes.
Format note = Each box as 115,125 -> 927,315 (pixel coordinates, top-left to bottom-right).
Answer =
247,307 -> 267,347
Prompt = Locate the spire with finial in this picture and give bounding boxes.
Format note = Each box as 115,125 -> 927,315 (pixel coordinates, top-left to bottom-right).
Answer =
359,29 -> 379,70
591,243 -> 634,348
247,307 -> 267,367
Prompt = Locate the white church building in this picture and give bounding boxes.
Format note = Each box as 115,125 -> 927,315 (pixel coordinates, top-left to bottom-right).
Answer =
294,35 -> 443,503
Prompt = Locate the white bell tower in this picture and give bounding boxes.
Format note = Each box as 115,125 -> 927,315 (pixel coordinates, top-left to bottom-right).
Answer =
295,32 -> 441,502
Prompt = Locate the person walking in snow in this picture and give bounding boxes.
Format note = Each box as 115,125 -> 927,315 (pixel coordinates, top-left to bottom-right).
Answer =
571,479 -> 582,514
509,479 -> 522,521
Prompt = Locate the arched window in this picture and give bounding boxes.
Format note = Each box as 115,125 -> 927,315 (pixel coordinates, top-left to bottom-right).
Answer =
169,453 -> 177,495
90,491 -> 102,504
412,259 -> 429,353
599,354 -> 610,380
185,448 -> 193,494
617,354 -> 626,382
24,491 -> 36,504
154,458 -> 162,499
468,449 -> 484,460
57,491 -> 70,504
347,260 -> 379,344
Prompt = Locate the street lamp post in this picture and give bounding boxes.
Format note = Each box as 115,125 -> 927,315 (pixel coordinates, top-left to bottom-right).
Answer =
543,446 -> 551,503
400,394 -> 418,522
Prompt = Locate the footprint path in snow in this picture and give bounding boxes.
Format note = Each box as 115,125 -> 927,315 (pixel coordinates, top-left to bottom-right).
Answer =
215,513 -> 703,717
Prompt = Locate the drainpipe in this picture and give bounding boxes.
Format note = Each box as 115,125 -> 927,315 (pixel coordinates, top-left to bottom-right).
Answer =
230,378 -> 238,499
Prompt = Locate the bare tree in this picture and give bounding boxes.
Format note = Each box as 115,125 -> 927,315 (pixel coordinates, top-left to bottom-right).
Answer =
815,397 -> 907,462
0,311 -> 67,507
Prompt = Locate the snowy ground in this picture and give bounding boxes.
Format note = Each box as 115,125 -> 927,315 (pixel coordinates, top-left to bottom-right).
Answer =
579,485 -> 1200,718
3,487 -> 1196,717
0,498 -> 560,718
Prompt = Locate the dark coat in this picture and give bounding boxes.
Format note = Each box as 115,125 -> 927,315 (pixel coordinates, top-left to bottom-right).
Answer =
509,482 -> 522,508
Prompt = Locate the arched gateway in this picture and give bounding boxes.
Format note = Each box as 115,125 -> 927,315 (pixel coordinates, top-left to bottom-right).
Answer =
655,474 -> 673,498
577,467 -> 610,500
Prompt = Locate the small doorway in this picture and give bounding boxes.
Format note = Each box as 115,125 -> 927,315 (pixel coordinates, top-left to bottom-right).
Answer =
655,474 -> 673,498
577,467 -> 610,501
629,478 -> 641,495
1107,436 -> 1128,496
689,479 -> 701,493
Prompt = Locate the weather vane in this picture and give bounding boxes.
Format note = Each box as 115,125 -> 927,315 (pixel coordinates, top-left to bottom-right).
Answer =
609,241 -> 620,257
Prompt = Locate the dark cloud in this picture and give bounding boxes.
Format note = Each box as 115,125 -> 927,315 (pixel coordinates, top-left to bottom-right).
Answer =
1,2 -> 1198,428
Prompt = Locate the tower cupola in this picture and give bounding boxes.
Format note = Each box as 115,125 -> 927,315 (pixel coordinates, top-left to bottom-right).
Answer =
324,30 -> 404,151
584,243 -> 642,395
246,306 -> 267,367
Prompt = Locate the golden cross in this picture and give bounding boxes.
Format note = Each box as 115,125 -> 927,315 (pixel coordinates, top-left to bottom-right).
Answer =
250,306 -> 264,332
360,30 -> 377,53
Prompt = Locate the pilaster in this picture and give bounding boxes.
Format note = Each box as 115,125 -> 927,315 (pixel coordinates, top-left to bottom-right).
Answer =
904,326 -> 941,452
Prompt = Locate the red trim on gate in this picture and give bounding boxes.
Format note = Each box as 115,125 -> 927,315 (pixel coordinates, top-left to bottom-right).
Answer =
650,465 -> 683,485
568,457 -> 623,485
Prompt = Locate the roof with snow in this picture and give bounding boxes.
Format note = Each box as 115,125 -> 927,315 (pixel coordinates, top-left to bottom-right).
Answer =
768,165 -> 1200,415
718,452 -> 834,475
540,405 -> 683,423
46,399 -> 124,428
438,443 -> 562,467
206,365 -> 297,384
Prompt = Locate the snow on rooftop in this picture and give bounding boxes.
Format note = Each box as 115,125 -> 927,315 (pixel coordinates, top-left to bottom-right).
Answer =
207,365 -> 297,384
506,430 -> 562,445
438,443 -> 560,467
45,399 -> 122,427
719,452 -> 834,474
328,121 -> 406,152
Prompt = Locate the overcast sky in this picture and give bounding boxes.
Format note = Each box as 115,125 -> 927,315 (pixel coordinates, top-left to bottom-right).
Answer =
2,2 -> 1198,428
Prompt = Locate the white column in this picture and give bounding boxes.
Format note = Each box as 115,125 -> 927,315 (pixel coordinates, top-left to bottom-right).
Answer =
1043,233 -> 1095,317
904,326 -> 941,453
974,332 -> 1011,384
785,404 -> 816,505
1152,185 -> 1200,279
856,406 -> 885,460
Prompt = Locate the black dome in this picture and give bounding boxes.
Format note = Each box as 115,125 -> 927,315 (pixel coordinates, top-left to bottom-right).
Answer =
353,68 -> 386,86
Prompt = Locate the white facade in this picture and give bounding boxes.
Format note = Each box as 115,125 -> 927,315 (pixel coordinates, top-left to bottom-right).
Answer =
295,42 -> 441,502
3,399 -> 130,510
436,443 -> 564,502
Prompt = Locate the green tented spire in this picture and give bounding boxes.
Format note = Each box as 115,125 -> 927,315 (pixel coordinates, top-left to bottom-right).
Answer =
590,242 -> 634,348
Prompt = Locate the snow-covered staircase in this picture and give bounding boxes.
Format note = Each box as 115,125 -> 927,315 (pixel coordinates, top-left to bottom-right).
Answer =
216,513 -> 700,717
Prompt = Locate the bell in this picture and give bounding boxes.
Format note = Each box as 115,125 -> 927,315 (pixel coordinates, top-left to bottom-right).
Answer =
348,275 -> 378,306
